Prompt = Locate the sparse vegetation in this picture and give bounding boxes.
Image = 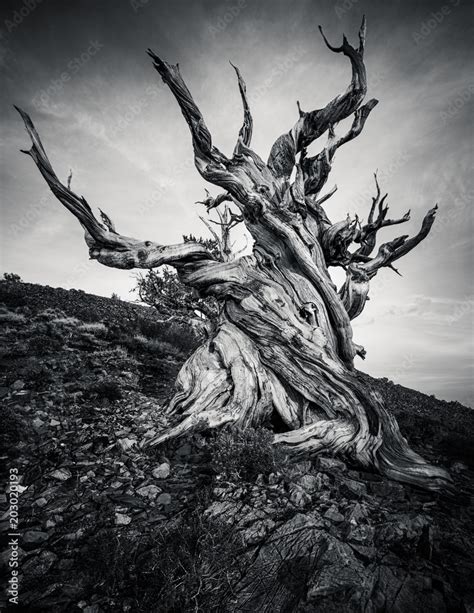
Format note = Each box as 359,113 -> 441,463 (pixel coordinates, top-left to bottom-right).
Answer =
209,427 -> 284,481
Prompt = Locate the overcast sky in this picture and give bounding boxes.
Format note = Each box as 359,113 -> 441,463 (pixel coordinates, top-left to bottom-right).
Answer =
1,0 -> 473,405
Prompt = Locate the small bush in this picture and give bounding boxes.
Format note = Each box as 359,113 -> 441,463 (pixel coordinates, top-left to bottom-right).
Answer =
28,333 -> 63,354
79,513 -> 243,612
0,311 -> 25,324
126,334 -> 183,358
52,316 -> 80,327
209,427 -> 283,481
78,322 -> 108,337
137,316 -> 200,354
3,272 -> 22,283
35,307 -> 66,321
87,378 -> 123,402
74,305 -> 102,322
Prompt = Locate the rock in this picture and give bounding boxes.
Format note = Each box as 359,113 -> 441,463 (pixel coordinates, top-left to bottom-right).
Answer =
32,417 -> 45,429
23,530 -> 49,546
50,418 -> 61,427
136,485 -> 161,500
34,497 -> 48,507
298,474 -> 320,493
22,550 -> 58,578
347,502 -> 369,525
50,468 -> 72,481
289,484 -> 312,508
341,478 -> 367,498
324,506 -> 345,523
12,379 -> 25,390
348,524 -> 375,545
118,437 -> 137,452
152,462 -> 170,480
157,493 -> 172,506
115,512 -> 132,525
175,443 -> 192,458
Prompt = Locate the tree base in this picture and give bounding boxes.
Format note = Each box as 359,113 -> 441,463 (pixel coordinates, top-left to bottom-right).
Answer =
145,322 -> 452,492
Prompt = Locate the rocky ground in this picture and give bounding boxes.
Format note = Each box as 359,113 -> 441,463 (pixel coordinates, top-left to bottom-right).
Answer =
1,280 -> 473,612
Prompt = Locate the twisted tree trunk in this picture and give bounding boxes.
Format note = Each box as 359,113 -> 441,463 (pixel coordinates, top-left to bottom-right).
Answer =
17,18 -> 451,491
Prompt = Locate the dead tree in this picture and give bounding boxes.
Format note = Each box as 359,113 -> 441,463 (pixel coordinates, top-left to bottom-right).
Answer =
17,18 -> 451,491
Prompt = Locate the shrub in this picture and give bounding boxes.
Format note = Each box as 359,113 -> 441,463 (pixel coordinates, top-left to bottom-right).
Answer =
137,316 -> 200,355
0,311 -> 25,324
78,322 -> 108,337
87,378 -> 123,402
79,513 -> 243,612
52,316 -> 80,327
209,427 -> 283,481
28,333 -> 63,354
3,272 -> 22,283
125,334 -> 183,358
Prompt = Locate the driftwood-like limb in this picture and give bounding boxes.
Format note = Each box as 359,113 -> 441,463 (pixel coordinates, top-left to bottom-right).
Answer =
18,19 -> 452,493
231,62 -> 253,155
16,106 -> 215,270
268,17 -> 369,180
361,205 -> 438,277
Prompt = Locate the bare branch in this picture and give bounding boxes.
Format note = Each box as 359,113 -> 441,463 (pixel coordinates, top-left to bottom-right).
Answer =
147,50 -> 251,203
361,205 -> 438,277
230,62 -> 253,154
16,106 -> 215,270
267,17 -> 369,180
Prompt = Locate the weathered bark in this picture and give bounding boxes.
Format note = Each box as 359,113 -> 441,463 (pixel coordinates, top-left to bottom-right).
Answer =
17,19 -> 451,491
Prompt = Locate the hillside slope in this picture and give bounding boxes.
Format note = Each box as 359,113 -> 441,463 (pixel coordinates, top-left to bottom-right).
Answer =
1,280 -> 473,612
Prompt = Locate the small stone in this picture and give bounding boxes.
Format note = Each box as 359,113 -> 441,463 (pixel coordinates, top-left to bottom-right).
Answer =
152,463 -> 170,480
50,419 -> 61,427
323,506 -> 345,523
35,497 -> 48,507
115,512 -> 132,525
341,479 -> 367,498
12,379 -> 25,390
45,519 -> 56,529
32,417 -> 45,429
347,502 -> 368,525
318,457 -> 346,472
118,437 -> 137,452
23,530 -> 49,545
298,474 -> 320,493
137,484 -> 161,500
50,468 -> 72,481
157,493 -> 172,506
289,484 -> 312,508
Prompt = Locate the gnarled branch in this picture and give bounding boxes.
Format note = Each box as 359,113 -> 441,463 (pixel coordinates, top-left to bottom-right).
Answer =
267,16 -> 369,180
16,106 -> 215,270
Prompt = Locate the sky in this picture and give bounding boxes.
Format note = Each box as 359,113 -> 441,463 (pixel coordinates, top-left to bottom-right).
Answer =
0,0 -> 473,405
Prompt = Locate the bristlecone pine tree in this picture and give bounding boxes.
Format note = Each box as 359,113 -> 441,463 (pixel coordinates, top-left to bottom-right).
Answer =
17,18 -> 451,491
